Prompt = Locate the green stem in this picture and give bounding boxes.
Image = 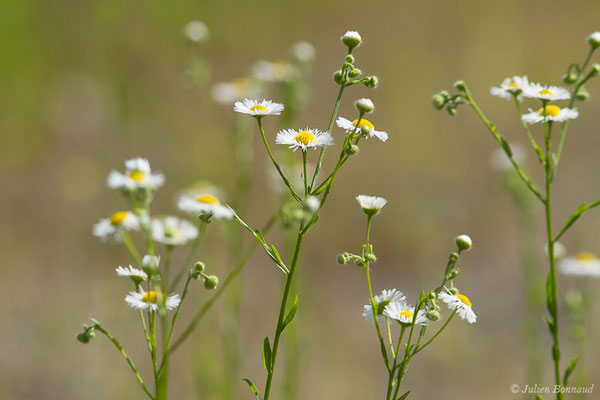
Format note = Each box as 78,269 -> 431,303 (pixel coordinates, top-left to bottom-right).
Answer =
412,310 -> 456,356
386,325 -> 406,400
302,150 -> 308,197
170,221 -> 206,291
263,229 -> 305,400
122,231 -> 142,265
513,96 -> 544,164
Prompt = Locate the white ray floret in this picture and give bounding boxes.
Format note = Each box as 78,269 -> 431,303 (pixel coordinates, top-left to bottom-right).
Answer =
438,290 -> 477,324
336,117 -> 388,142
178,194 -> 234,219
151,216 -> 198,246
275,128 -> 334,151
233,98 -> 284,116
523,83 -> 570,101
362,289 -> 406,323
521,105 -> 578,124
93,211 -> 139,241
116,265 -> 148,281
490,75 -> 530,101
560,252 -> 600,277
107,157 -> 165,191
356,195 -> 388,216
383,301 -> 428,326
125,289 -> 181,312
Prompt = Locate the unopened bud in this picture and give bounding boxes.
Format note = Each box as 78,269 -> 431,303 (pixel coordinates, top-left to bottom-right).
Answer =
455,234 -> 472,251
363,76 -> 379,88
448,287 -> 459,295
432,94 -> 445,110
341,31 -> 362,50
587,32 -> 600,49
576,87 -> 590,101
334,70 -> 344,84
426,310 -> 441,321
360,124 -> 372,136
194,261 -> 206,273
447,269 -> 459,279
446,106 -> 457,116
345,144 -> 360,155
562,72 -> 578,84
203,275 -> 219,290
304,196 -> 320,214
348,68 -> 361,78
454,80 -> 466,91
345,55 -> 354,63
589,63 -> 600,77
337,253 -> 350,265
364,253 -> 377,263
355,98 -> 375,114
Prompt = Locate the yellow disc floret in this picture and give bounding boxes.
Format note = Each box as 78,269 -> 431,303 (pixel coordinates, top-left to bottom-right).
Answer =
250,105 -> 268,111
110,211 -> 129,226
539,105 -> 561,117
539,89 -> 554,97
575,252 -> 598,262
508,82 -> 518,88
142,291 -> 159,304
196,194 -> 220,204
295,130 -> 316,146
455,293 -> 472,307
352,119 -> 375,131
400,310 -> 413,320
129,171 -> 145,182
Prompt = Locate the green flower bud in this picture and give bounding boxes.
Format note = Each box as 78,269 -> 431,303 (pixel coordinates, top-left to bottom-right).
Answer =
432,94 -> 445,110
141,255 -> 160,276
341,31 -> 362,50
455,234 -> 472,251
426,310 -> 440,321
448,287 -> 459,295
345,144 -> 360,155
355,98 -> 375,114
363,76 -> 379,88
589,63 -> 600,77
204,275 -> 219,290
304,196 -> 320,214
446,106 -> 457,116
428,291 -> 436,300
449,252 -> 459,262
336,253 -> 350,265
364,253 -> 377,263
576,87 -> 590,101
194,261 -> 206,273
348,68 -> 362,78
345,55 -> 355,63
360,124 -> 372,136
447,269 -> 459,279
562,72 -> 578,84
76,326 -> 95,344
333,70 -> 344,84
587,32 -> 600,49
454,80 -> 466,91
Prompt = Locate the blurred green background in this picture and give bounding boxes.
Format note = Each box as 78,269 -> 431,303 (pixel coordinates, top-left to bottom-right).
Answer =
2,0 -> 600,399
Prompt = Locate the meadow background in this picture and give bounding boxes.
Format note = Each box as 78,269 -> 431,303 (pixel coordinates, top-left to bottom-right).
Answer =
2,0 -> 600,399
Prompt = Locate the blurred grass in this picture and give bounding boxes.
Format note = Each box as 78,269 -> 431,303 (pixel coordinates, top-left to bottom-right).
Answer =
1,0 -> 600,399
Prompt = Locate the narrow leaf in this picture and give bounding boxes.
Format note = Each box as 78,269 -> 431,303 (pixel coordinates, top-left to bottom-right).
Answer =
282,296 -> 299,331
563,356 -> 579,386
560,202 -> 587,234
262,337 -> 272,372
545,273 -> 555,316
543,317 -> 553,333
270,245 -> 283,263
536,395 -> 544,400
242,378 -> 262,399
254,229 -> 266,244
396,390 -> 410,400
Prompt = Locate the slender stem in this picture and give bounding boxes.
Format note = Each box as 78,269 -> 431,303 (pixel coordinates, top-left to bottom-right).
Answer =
386,325 -> 406,400
256,117 -> 302,202
412,310 -> 456,356
263,229 -> 305,400
163,246 -> 173,291
122,231 -> 142,265
386,317 -> 395,359
302,150 -> 308,197
513,96 -> 544,164
170,221 -> 207,291
93,322 -> 155,399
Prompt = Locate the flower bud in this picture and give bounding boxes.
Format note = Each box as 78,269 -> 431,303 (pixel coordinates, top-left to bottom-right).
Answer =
439,90 -> 449,98
448,287 -> 459,295
183,21 -> 209,43
455,234 -> 472,251
355,98 -> 375,114
345,55 -> 354,63
360,124 -> 372,136
426,310 -> 440,321
449,252 -> 459,262
428,292 -> 436,300
303,196 -> 320,214
341,31 -> 362,50
194,261 -> 206,273
589,63 -> 600,77
333,70 -> 344,84
345,144 -> 360,155
364,253 -> 377,263
142,255 -> 160,276
562,72 -> 578,84
336,252 -> 350,265
447,269 -> 459,279
203,275 -> 219,290
348,68 -> 361,78
446,106 -> 457,116
576,87 -> 590,101
76,326 -> 95,344
587,31 -> 600,49
363,76 -> 379,88
454,80 -> 466,91
431,94 -> 445,110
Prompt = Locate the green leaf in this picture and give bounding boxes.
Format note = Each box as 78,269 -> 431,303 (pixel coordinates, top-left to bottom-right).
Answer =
242,378 -> 262,399
560,202 -> 587,235
301,214 -> 319,234
254,229 -> 266,244
563,356 -> 579,386
396,390 -> 410,400
536,395 -> 544,400
311,182 -> 327,195
262,337 -> 272,372
545,273 -> 555,316
543,317 -> 553,333
282,296 -> 299,331
499,136 -> 513,157
270,245 -> 283,263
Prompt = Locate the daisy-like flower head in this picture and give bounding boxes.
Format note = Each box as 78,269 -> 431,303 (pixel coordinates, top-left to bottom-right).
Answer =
107,158 -> 165,192
125,289 -> 181,312
336,117 -> 388,142
252,60 -> 294,83
151,216 -> 198,246
383,301 -> 428,326
116,265 -> 147,284
362,289 -> 406,323
560,252 -> 600,277
490,76 -> 530,101
356,195 -> 387,216
292,41 -> 315,63
183,21 -> 208,43
93,211 -> 139,241
178,194 -> 234,220
438,290 -> 477,324
233,98 -> 284,117
524,83 -> 570,101
275,128 -> 334,152
211,78 -> 263,104
521,105 -> 578,125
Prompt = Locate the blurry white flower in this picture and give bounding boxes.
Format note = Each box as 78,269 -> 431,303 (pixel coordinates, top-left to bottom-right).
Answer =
292,41 -> 315,63
383,301 -> 428,326
356,195 -> 387,216
116,265 -> 147,282
151,216 -> 198,246
490,76 -> 530,101
523,83 -> 570,101
275,128 -> 333,151
560,252 -> 600,277
233,98 -> 284,117
107,158 -> 164,191
125,289 -> 180,312
362,289 -> 406,323
490,143 -> 526,171
336,117 -> 388,142
183,21 -> 209,43
438,291 -> 477,324
178,194 -> 233,219
522,105 -> 578,124
252,60 -> 294,82
588,31 -> 600,48
211,78 -> 262,104
93,211 -> 139,241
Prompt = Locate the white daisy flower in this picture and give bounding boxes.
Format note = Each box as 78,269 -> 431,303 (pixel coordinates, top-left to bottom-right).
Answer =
275,128 -> 334,152
233,98 -> 284,117
438,291 -> 477,324
523,83 -> 570,101
356,195 -> 387,216
116,265 -> 147,282
291,41 -> 315,63
521,105 -> 578,124
560,252 -> 600,277
211,78 -> 262,104
183,21 -> 208,43
107,158 -> 164,191
93,211 -> 139,241
151,216 -> 198,246
490,76 -> 530,101
383,301 -> 428,326
252,60 -> 294,83
125,289 -> 181,312
178,194 -> 233,219
362,289 -> 406,323
336,117 -> 388,142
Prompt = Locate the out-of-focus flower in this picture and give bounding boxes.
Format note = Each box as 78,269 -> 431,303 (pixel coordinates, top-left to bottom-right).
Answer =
490,76 -> 530,101
151,216 -> 198,246
183,21 -> 209,43
522,105 -> 578,124
560,252 -> 600,277
107,158 -> 164,191
438,290 -> 477,324
125,289 -> 181,312
178,194 -> 233,219
93,211 -> 139,241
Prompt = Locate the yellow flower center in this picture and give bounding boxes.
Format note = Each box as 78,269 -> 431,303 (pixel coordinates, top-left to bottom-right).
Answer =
352,119 -> 375,131
129,171 -> 145,181
539,89 -> 554,97
250,105 -> 268,111
110,211 -> 129,226
575,252 -> 597,263
196,195 -> 220,204
538,105 -> 561,117
142,291 -> 159,304
508,82 -> 518,88
400,310 -> 413,319
455,293 -> 472,307
295,130 -> 316,145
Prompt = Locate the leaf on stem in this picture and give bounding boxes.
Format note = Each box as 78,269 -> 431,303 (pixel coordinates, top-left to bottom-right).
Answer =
242,378 -> 263,400
262,337 -> 272,373
396,390 -> 410,400
281,295 -> 299,331
563,356 -> 579,386
545,273 -> 556,316
558,202 -> 587,238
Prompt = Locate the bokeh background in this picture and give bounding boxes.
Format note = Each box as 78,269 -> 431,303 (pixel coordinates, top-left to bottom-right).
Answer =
2,0 -> 600,399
